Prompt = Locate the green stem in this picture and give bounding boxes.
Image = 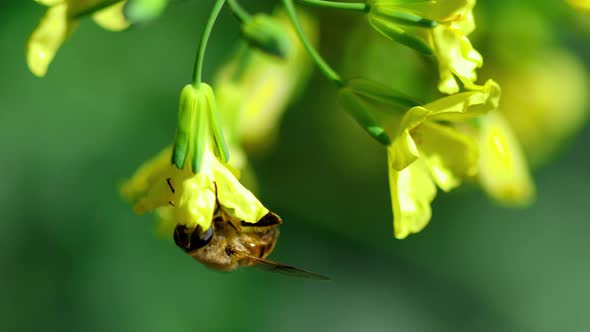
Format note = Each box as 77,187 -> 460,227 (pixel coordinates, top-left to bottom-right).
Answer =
295,0 -> 368,12
226,0 -> 251,22
192,0 -> 226,86
282,0 -> 343,86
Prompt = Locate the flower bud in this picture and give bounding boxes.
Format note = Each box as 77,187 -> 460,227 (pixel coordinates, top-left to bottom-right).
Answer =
123,0 -> 169,24
241,14 -> 291,58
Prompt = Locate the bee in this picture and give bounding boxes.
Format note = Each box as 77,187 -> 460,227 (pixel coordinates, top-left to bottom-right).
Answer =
169,180 -> 329,280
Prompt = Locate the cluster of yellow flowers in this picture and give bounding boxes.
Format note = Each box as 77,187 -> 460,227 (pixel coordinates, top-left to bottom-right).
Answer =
28,0 -> 584,243
349,0 -> 535,238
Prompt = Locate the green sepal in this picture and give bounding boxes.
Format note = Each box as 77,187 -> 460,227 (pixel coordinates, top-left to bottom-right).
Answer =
338,88 -> 392,146
203,85 -> 230,164
368,16 -> 434,55
124,0 -> 169,24
172,84 -> 198,170
346,78 -> 422,109
191,94 -> 208,173
371,7 -> 436,28
241,14 -> 291,58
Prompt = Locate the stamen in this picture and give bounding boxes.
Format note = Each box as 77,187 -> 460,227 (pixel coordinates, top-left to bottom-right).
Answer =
166,178 -> 175,193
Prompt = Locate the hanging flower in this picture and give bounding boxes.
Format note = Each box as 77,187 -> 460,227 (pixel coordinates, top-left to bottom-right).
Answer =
121,146 -> 269,232
26,0 -> 129,77
387,79 -> 501,238
367,0 -> 483,94
492,50 -> 590,166
476,110 -> 536,206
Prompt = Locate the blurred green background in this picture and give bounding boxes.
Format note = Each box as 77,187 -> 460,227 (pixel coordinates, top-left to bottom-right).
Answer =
1,1 -> 590,331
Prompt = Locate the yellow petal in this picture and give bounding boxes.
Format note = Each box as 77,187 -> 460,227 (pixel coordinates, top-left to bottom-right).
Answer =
209,154 -> 269,224
92,1 -> 130,31
388,156 -> 436,239
388,129 -> 420,171
388,80 -> 498,171
154,206 -> 177,237
175,172 -> 217,230
425,79 -> 501,122
388,106 -> 429,171
120,146 -> 191,214
413,121 -> 478,191
431,24 -> 483,94
26,3 -> 78,77
478,111 -> 535,206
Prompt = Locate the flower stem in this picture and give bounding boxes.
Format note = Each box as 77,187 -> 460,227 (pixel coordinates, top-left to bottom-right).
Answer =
226,0 -> 251,22
282,0 -> 343,87
295,0 -> 368,12
192,0 -> 226,86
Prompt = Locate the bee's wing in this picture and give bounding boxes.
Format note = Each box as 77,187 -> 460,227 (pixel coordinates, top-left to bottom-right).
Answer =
234,252 -> 330,280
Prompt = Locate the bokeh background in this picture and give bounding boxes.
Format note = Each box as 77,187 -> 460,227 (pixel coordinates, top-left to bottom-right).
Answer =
1,1 -> 589,331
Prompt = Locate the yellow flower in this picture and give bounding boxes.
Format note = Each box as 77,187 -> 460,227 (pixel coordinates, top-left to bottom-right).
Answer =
387,79 -> 501,239
494,50 -> 590,166
121,146 -> 269,232
27,0 -> 129,77
388,158 -> 436,239
214,9 -> 316,154
476,111 -> 536,206
367,0 -> 483,94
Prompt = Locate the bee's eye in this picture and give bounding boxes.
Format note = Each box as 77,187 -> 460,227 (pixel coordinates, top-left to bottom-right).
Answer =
173,225 -> 213,252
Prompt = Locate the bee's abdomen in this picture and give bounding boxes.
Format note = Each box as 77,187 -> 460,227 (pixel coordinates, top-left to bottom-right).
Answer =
243,228 -> 279,260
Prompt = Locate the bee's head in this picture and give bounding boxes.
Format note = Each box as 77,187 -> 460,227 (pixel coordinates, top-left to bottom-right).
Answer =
173,224 -> 214,252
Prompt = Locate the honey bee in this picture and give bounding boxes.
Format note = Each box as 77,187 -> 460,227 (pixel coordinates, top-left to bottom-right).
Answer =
170,181 -> 329,280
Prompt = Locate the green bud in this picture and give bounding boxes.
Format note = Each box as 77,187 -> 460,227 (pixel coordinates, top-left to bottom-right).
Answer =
124,0 -> 169,24
241,14 -> 291,58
